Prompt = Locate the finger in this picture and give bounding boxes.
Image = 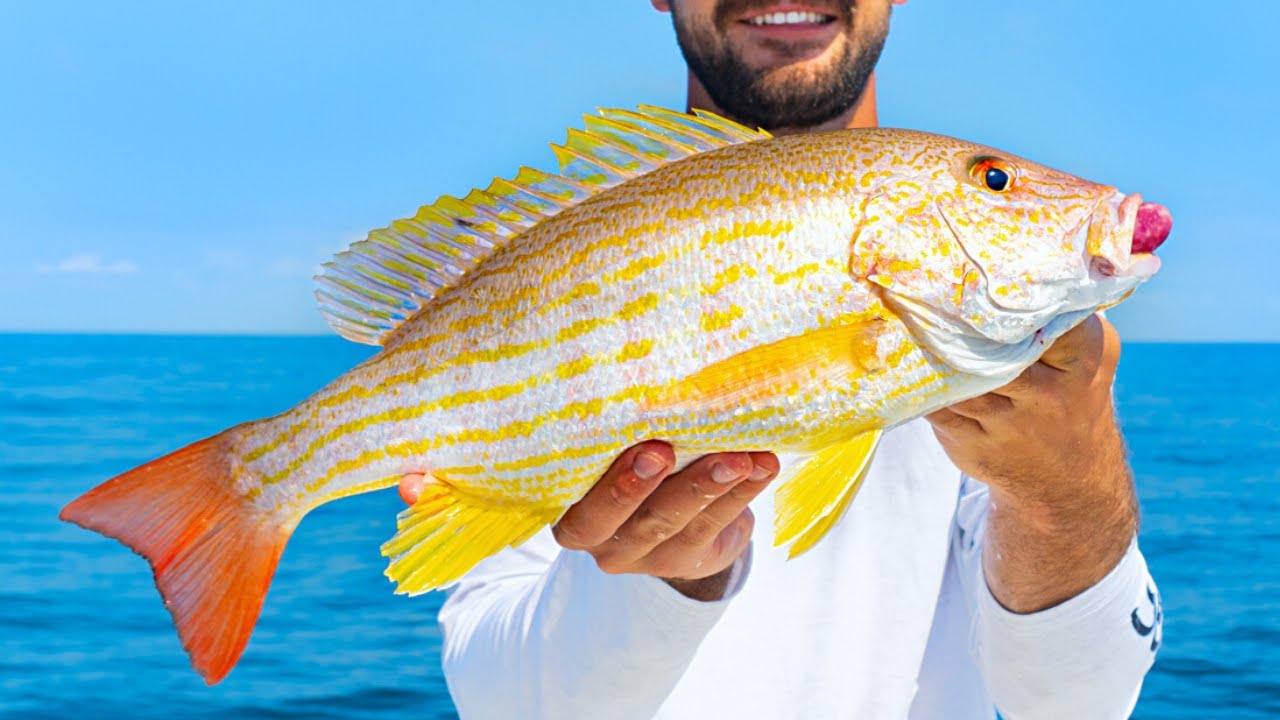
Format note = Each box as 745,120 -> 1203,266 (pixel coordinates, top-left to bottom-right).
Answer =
399,473 -> 428,506
992,358 -> 1076,409
706,509 -> 756,575
552,441 -> 673,551
1038,313 -> 1105,373
926,407 -> 985,435
661,452 -> 777,550
1098,316 -> 1122,378
600,452 -> 757,567
945,391 -> 1013,419
991,360 -> 1057,400
653,507 -> 757,580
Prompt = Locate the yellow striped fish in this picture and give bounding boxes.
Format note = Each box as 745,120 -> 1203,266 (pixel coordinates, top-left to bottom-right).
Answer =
60,106 -> 1170,685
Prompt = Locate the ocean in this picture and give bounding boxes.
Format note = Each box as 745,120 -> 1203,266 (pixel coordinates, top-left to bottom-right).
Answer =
1,334 -> 1276,719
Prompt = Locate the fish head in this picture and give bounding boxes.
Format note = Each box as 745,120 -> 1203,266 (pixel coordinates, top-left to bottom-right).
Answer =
848,130 -> 1168,375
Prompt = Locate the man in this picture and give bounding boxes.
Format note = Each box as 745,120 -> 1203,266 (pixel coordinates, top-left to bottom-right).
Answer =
401,1 -> 1162,717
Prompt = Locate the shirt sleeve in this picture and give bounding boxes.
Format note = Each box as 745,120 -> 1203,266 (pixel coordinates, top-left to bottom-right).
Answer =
437,528 -> 750,720
954,475 -> 1163,720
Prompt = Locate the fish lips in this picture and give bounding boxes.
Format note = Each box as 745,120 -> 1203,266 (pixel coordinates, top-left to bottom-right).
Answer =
1088,192 -> 1162,281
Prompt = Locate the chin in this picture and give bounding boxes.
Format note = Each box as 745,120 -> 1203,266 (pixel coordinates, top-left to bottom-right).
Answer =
755,50 -> 846,89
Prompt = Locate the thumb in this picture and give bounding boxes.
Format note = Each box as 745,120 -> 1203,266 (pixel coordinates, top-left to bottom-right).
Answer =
1039,313 -> 1105,372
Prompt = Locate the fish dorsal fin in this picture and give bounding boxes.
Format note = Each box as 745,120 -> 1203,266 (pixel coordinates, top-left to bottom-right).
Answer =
316,106 -> 772,346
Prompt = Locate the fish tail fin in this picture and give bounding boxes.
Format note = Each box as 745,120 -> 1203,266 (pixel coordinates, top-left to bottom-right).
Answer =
382,479 -> 561,595
59,427 -> 292,685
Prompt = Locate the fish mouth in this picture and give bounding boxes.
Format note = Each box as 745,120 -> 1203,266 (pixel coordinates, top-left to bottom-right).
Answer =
1086,192 -> 1162,281
1091,253 -> 1161,281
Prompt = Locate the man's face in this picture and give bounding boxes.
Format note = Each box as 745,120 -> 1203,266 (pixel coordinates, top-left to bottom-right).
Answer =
659,1 -> 893,131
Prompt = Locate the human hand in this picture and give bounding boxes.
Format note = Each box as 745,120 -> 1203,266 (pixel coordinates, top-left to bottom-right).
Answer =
925,313 -> 1138,611
925,313 -> 1128,502
399,442 -> 778,602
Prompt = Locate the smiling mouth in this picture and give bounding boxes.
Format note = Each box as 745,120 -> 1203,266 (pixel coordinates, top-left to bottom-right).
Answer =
740,9 -> 838,26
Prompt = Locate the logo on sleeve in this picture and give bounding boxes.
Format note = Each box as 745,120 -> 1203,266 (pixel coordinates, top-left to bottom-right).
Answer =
1130,583 -> 1162,652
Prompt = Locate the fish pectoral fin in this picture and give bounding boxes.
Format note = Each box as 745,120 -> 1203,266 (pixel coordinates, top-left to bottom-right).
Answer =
381,480 -> 561,595
649,319 -> 887,413
774,429 -> 883,558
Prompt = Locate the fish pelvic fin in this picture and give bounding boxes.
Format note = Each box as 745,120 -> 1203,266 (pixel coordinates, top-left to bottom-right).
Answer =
315,106 -> 771,347
59,427 -> 294,685
774,429 -> 883,559
381,479 -> 561,595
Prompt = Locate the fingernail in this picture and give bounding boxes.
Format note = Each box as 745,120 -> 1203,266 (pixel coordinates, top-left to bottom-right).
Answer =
711,462 -> 741,484
749,462 -> 772,482
633,452 -> 667,480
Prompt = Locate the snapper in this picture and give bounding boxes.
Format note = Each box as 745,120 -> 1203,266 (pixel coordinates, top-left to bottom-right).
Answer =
61,106 -> 1170,684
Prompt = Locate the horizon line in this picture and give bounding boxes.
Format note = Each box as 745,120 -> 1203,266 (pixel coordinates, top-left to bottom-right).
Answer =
2,330 -> 1279,345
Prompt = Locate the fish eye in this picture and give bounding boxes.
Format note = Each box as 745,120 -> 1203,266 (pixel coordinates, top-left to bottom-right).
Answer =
968,156 -> 1016,193
983,167 -> 1010,192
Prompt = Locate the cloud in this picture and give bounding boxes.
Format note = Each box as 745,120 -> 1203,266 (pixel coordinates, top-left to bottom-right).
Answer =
38,254 -> 138,275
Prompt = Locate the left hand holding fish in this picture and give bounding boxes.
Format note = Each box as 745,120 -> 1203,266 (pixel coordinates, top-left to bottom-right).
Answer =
925,314 -> 1139,614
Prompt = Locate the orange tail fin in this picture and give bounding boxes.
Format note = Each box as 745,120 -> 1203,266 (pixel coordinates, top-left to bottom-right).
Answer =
59,428 -> 292,685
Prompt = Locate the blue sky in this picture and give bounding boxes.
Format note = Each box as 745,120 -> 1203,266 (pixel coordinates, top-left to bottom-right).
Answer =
1,1 -> 1275,340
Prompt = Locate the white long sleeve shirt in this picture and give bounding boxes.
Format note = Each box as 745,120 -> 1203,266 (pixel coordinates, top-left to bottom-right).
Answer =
438,419 -> 1162,719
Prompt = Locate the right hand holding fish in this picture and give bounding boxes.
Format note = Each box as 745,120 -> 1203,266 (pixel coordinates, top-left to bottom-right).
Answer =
399,443 -> 778,602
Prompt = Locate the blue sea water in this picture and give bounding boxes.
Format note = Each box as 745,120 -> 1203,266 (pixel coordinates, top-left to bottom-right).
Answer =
0,335 -> 1276,719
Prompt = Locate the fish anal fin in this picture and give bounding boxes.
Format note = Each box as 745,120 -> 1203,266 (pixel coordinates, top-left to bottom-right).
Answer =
775,429 -> 883,558
381,480 -> 562,595
651,319 -> 887,413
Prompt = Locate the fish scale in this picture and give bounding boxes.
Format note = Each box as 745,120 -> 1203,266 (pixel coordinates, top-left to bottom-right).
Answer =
59,107 -> 1168,685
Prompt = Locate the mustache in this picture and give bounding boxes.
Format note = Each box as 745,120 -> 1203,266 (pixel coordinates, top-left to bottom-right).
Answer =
713,0 -> 853,28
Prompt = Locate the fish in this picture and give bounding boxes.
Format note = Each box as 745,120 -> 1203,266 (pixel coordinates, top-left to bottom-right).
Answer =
60,106 -> 1171,684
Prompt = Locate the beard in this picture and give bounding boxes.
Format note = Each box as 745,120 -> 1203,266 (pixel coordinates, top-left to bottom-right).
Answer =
668,0 -> 890,131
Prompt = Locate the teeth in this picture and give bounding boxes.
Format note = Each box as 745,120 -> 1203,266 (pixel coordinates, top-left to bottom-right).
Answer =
749,10 -> 831,26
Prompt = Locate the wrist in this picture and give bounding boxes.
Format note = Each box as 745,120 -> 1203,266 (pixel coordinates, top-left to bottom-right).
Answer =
663,570 -> 734,602
986,459 -> 1135,539
983,449 -> 1138,613
987,411 -> 1131,521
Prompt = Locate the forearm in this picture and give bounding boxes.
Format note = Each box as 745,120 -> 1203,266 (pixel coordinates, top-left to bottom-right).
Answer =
441,535 -> 739,720
926,315 -> 1144,613
982,422 -> 1139,613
